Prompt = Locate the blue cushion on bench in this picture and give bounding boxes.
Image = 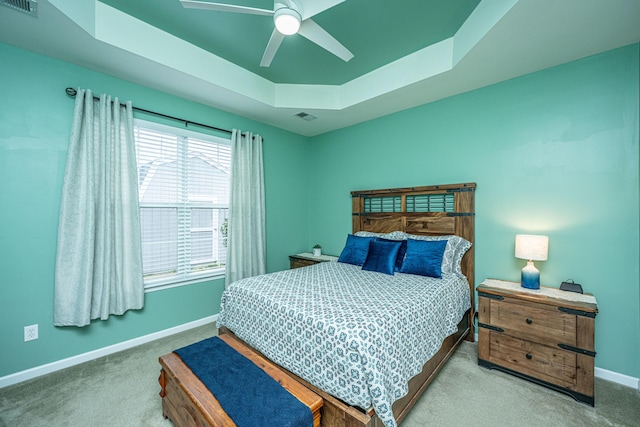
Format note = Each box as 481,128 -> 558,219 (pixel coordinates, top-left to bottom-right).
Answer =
175,336 -> 313,427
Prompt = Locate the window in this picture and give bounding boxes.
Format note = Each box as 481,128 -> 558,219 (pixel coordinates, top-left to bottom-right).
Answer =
134,120 -> 231,289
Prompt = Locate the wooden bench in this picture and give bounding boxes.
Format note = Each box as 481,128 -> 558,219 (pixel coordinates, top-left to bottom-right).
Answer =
158,334 -> 323,427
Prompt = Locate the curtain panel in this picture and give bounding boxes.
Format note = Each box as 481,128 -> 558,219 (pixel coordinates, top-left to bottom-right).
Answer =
54,88 -> 144,327
225,130 -> 266,285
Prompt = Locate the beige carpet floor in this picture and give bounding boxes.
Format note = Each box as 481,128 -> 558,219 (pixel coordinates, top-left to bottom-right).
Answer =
1,324 -> 638,427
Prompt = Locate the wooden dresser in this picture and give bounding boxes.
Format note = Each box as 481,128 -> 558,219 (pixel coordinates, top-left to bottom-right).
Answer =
477,279 -> 598,405
289,252 -> 338,269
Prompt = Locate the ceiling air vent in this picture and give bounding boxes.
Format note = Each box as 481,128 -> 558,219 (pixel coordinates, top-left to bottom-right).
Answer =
295,112 -> 317,121
2,0 -> 37,17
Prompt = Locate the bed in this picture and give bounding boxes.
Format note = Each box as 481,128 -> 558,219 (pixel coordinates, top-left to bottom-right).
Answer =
162,182 -> 476,427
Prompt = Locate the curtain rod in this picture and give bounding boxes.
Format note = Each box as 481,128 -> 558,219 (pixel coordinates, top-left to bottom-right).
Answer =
65,87 -> 233,136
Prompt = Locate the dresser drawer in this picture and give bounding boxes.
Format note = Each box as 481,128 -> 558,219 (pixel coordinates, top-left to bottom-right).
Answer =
477,280 -> 597,406
486,298 -> 577,347
486,331 -> 578,388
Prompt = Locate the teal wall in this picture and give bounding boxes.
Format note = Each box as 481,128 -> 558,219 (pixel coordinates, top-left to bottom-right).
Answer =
308,44 -> 640,378
0,43 -> 310,377
1,40 -> 639,382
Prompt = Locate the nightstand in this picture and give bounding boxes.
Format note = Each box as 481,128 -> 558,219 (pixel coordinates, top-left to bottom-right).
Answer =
477,279 -> 598,405
289,252 -> 338,269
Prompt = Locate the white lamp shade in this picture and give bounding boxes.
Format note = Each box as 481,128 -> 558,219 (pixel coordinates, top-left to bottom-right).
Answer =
515,234 -> 549,261
274,8 -> 301,35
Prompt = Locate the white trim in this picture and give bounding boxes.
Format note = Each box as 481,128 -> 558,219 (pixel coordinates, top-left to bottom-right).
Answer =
145,272 -> 225,293
595,367 -> 640,390
3,318 -> 638,392
0,315 -> 217,389
472,332 -> 638,391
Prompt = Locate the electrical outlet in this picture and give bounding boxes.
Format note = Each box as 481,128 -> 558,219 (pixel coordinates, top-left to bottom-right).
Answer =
24,324 -> 38,342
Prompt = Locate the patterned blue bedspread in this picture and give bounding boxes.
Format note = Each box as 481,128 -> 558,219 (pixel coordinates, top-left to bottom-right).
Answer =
217,261 -> 470,427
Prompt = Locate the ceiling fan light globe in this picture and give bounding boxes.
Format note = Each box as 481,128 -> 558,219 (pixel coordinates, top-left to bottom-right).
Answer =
274,8 -> 301,35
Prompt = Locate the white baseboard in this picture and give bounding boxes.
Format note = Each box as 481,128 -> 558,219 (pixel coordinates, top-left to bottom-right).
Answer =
4,318 -> 638,393
0,315 -> 217,389
595,367 -> 640,390
472,332 -> 639,391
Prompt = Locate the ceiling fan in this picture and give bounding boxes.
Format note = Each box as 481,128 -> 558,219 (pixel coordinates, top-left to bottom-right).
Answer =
180,0 -> 354,67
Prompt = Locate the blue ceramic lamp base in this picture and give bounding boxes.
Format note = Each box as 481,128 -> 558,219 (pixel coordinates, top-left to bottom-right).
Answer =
521,260 -> 540,290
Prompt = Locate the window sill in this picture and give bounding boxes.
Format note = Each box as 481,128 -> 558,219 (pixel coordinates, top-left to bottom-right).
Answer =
144,271 -> 225,293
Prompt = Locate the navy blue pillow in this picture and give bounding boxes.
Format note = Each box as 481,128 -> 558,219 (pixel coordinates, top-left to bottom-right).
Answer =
362,239 -> 403,275
399,239 -> 448,278
376,237 -> 407,271
338,234 -> 375,266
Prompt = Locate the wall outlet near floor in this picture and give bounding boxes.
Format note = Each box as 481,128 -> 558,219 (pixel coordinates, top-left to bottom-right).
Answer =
24,324 -> 38,342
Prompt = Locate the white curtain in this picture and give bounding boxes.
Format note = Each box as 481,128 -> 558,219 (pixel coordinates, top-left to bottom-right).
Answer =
225,129 -> 266,286
54,88 -> 144,327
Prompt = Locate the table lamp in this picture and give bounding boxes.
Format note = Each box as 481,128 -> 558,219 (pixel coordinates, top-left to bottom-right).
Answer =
515,234 -> 549,289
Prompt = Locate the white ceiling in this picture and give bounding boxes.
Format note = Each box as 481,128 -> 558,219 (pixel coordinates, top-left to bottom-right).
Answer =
1,0 -> 639,136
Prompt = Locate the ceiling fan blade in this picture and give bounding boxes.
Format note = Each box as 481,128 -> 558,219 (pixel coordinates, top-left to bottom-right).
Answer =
180,0 -> 273,16
298,19 -> 353,62
260,29 -> 285,67
296,0 -> 345,20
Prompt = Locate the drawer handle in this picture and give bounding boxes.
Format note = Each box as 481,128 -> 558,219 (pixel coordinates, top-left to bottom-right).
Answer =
526,353 -> 532,360
526,318 -> 533,324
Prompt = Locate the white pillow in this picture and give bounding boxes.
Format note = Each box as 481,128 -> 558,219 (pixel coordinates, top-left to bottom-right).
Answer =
354,231 -> 389,238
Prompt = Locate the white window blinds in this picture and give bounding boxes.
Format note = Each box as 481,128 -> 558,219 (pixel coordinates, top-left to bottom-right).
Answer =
134,121 -> 231,288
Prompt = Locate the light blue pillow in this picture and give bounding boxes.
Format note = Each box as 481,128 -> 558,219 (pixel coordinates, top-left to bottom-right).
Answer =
362,239 -> 402,275
399,239 -> 448,278
338,234 -> 374,266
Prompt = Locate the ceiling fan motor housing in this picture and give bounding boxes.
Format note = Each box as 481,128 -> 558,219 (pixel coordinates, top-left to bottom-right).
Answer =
274,2 -> 301,35
179,0 -> 353,67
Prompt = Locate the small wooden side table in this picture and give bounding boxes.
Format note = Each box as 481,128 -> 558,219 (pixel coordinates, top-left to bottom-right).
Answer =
289,252 -> 338,269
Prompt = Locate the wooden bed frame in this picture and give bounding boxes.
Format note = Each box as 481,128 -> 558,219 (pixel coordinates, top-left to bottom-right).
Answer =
160,183 -> 476,427
350,182 -> 476,341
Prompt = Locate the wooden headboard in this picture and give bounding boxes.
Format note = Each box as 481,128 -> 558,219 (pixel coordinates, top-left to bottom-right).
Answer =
351,183 -> 476,338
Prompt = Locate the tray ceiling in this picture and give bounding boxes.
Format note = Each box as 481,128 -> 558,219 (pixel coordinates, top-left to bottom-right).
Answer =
1,0 -> 639,136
